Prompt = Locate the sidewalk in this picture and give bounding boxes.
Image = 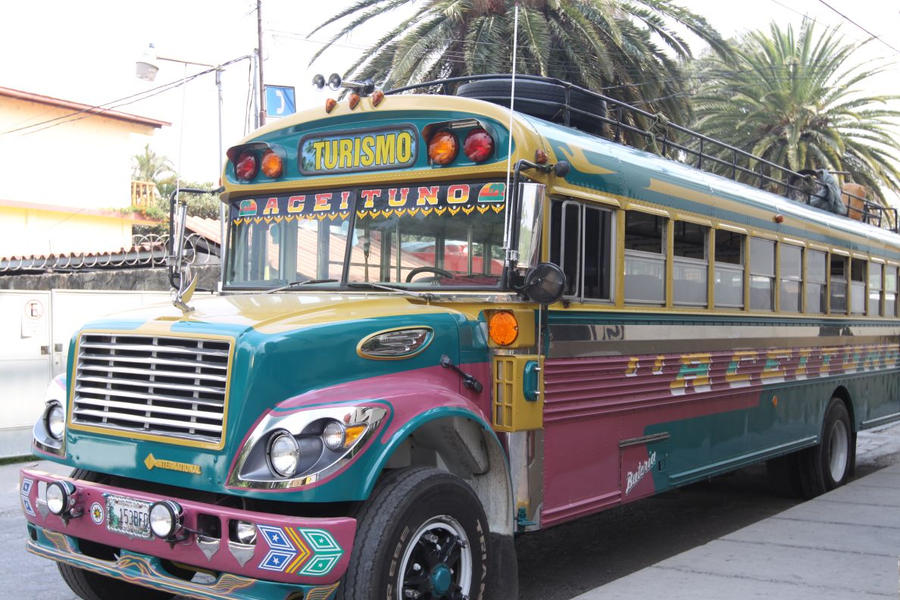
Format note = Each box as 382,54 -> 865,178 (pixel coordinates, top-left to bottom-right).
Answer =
573,463 -> 900,599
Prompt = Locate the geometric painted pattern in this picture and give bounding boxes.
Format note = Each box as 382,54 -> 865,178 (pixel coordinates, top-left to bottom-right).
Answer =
257,524 -> 344,577
21,478 -> 35,517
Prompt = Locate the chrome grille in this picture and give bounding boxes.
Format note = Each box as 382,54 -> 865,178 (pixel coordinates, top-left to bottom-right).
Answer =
73,333 -> 231,446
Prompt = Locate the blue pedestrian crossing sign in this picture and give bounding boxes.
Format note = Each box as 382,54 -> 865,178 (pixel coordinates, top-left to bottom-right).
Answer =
265,85 -> 296,118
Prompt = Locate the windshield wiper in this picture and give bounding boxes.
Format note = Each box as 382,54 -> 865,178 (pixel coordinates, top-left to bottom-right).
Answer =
266,279 -> 337,293
345,281 -> 432,300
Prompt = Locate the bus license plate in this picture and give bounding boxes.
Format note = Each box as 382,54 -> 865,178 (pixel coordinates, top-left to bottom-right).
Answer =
106,495 -> 152,539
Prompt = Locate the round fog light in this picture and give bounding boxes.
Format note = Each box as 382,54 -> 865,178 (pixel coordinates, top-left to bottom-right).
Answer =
46,403 -> 65,441
268,430 -> 300,478
322,421 -> 346,451
149,500 -> 183,539
235,521 -> 257,545
46,481 -> 74,515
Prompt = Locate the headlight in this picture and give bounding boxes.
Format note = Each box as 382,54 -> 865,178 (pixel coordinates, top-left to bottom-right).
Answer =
149,500 -> 183,539
233,520 -> 258,545
267,430 -> 300,478
46,481 -> 75,516
46,402 -> 65,441
322,420 -> 346,451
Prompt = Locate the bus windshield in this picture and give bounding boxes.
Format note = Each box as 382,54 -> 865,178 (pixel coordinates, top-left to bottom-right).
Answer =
224,181 -> 507,289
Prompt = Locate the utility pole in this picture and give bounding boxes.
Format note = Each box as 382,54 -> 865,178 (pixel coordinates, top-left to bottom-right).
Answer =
257,0 -> 266,127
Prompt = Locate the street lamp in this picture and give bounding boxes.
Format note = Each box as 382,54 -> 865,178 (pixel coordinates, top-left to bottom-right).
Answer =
135,44 -> 258,288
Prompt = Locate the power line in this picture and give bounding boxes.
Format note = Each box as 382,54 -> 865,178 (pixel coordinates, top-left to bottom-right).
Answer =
816,0 -> 900,56
1,65 -> 221,138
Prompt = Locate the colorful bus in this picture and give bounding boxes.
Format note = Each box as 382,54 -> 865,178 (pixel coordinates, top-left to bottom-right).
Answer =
21,74 -> 900,600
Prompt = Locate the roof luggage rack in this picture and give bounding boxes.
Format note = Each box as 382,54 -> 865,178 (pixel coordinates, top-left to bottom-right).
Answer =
388,74 -> 897,232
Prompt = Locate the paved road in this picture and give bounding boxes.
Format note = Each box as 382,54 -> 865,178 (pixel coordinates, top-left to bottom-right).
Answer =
5,422 -> 900,599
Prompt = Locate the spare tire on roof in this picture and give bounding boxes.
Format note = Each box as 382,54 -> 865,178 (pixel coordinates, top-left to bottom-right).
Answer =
456,78 -> 607,135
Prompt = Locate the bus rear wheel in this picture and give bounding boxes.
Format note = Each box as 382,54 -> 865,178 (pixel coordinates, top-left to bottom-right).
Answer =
339,467 -> 489,600
798,398 -> 855,498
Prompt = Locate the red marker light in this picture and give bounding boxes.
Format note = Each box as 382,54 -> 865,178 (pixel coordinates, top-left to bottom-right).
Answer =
463,128 -> 494,163
235,151 -> 258,181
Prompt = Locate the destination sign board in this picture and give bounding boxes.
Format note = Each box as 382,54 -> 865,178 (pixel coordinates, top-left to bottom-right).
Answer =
233,182 -> 506,224
298,126 -> 418,175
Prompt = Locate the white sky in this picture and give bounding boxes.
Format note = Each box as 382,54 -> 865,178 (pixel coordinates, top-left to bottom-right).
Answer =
1,0 -> 897,197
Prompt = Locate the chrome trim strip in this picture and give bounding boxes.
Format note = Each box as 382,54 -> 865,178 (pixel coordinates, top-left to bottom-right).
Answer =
618,432 -> 670,448
72,409 -> 223,433
73,386 -> 224,408
73,397 -> 224,421
861,412 -> 900,428
79,342 -> 228,357
78,364 -> 227,382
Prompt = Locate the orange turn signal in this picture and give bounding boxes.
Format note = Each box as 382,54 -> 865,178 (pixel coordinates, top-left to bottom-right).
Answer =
488,311 -> 519,346
428,130 -> 458,165
261,150 -> 283,178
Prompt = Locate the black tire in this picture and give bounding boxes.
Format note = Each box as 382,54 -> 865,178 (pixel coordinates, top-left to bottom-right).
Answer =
797,398 -> 855,499
339,467 -> 491,600
456,78 -> 607,135
765,453 -> 803,497
57,469 -> 176,600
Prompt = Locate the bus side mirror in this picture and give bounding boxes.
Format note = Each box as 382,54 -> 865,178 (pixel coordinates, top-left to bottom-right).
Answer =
522,262 -> 566,304
516,182 -> 545,269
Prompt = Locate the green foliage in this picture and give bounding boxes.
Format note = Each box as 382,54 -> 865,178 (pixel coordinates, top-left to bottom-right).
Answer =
690,19 -> 900,205
310,0 -> 731,126
131,145 -> 221,236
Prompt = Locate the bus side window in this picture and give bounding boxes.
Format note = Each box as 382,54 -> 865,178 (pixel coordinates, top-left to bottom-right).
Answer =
749,237 -> 775,311
868,262 -> 882,316
806,249 -> 827,313
714,230 -> 744,309
550,200 -> 580,297
549,199 -> 613,301
830,254 -> 848,314
851,259 -> 866,315
885,266 -> 898,316
673,221 -> 708,306
779,244 -> 802,312
624,211 -> 666,304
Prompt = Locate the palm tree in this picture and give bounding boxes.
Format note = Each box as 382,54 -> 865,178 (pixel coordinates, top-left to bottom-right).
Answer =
132,144 -> 176,199
310,0 -> 730,125
690,19 -> 900,206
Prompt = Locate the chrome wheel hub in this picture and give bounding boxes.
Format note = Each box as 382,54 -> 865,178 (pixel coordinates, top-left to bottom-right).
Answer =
398,516 -> 472,600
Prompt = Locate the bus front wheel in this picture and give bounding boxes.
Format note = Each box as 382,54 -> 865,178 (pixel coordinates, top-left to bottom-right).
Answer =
339,467 -> 489,600
798,398 -> 855,498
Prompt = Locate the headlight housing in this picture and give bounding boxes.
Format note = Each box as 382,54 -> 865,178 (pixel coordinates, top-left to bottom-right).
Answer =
33,375 -> 67,455
229,405 -> 388,489
45,402 -> 65,440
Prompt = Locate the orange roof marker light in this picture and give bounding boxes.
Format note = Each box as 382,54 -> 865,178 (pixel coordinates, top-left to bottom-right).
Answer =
488,311 -> 519,346
371,90 -> 385,107
325,98 -> 337,113
348,93 -> 360,110
260,149 -> 283,178
428,130 -> 458,165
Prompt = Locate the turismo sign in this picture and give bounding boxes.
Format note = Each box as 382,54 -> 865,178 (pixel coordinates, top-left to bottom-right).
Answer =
233,181 -> 506,224
299,126 -> 418,175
